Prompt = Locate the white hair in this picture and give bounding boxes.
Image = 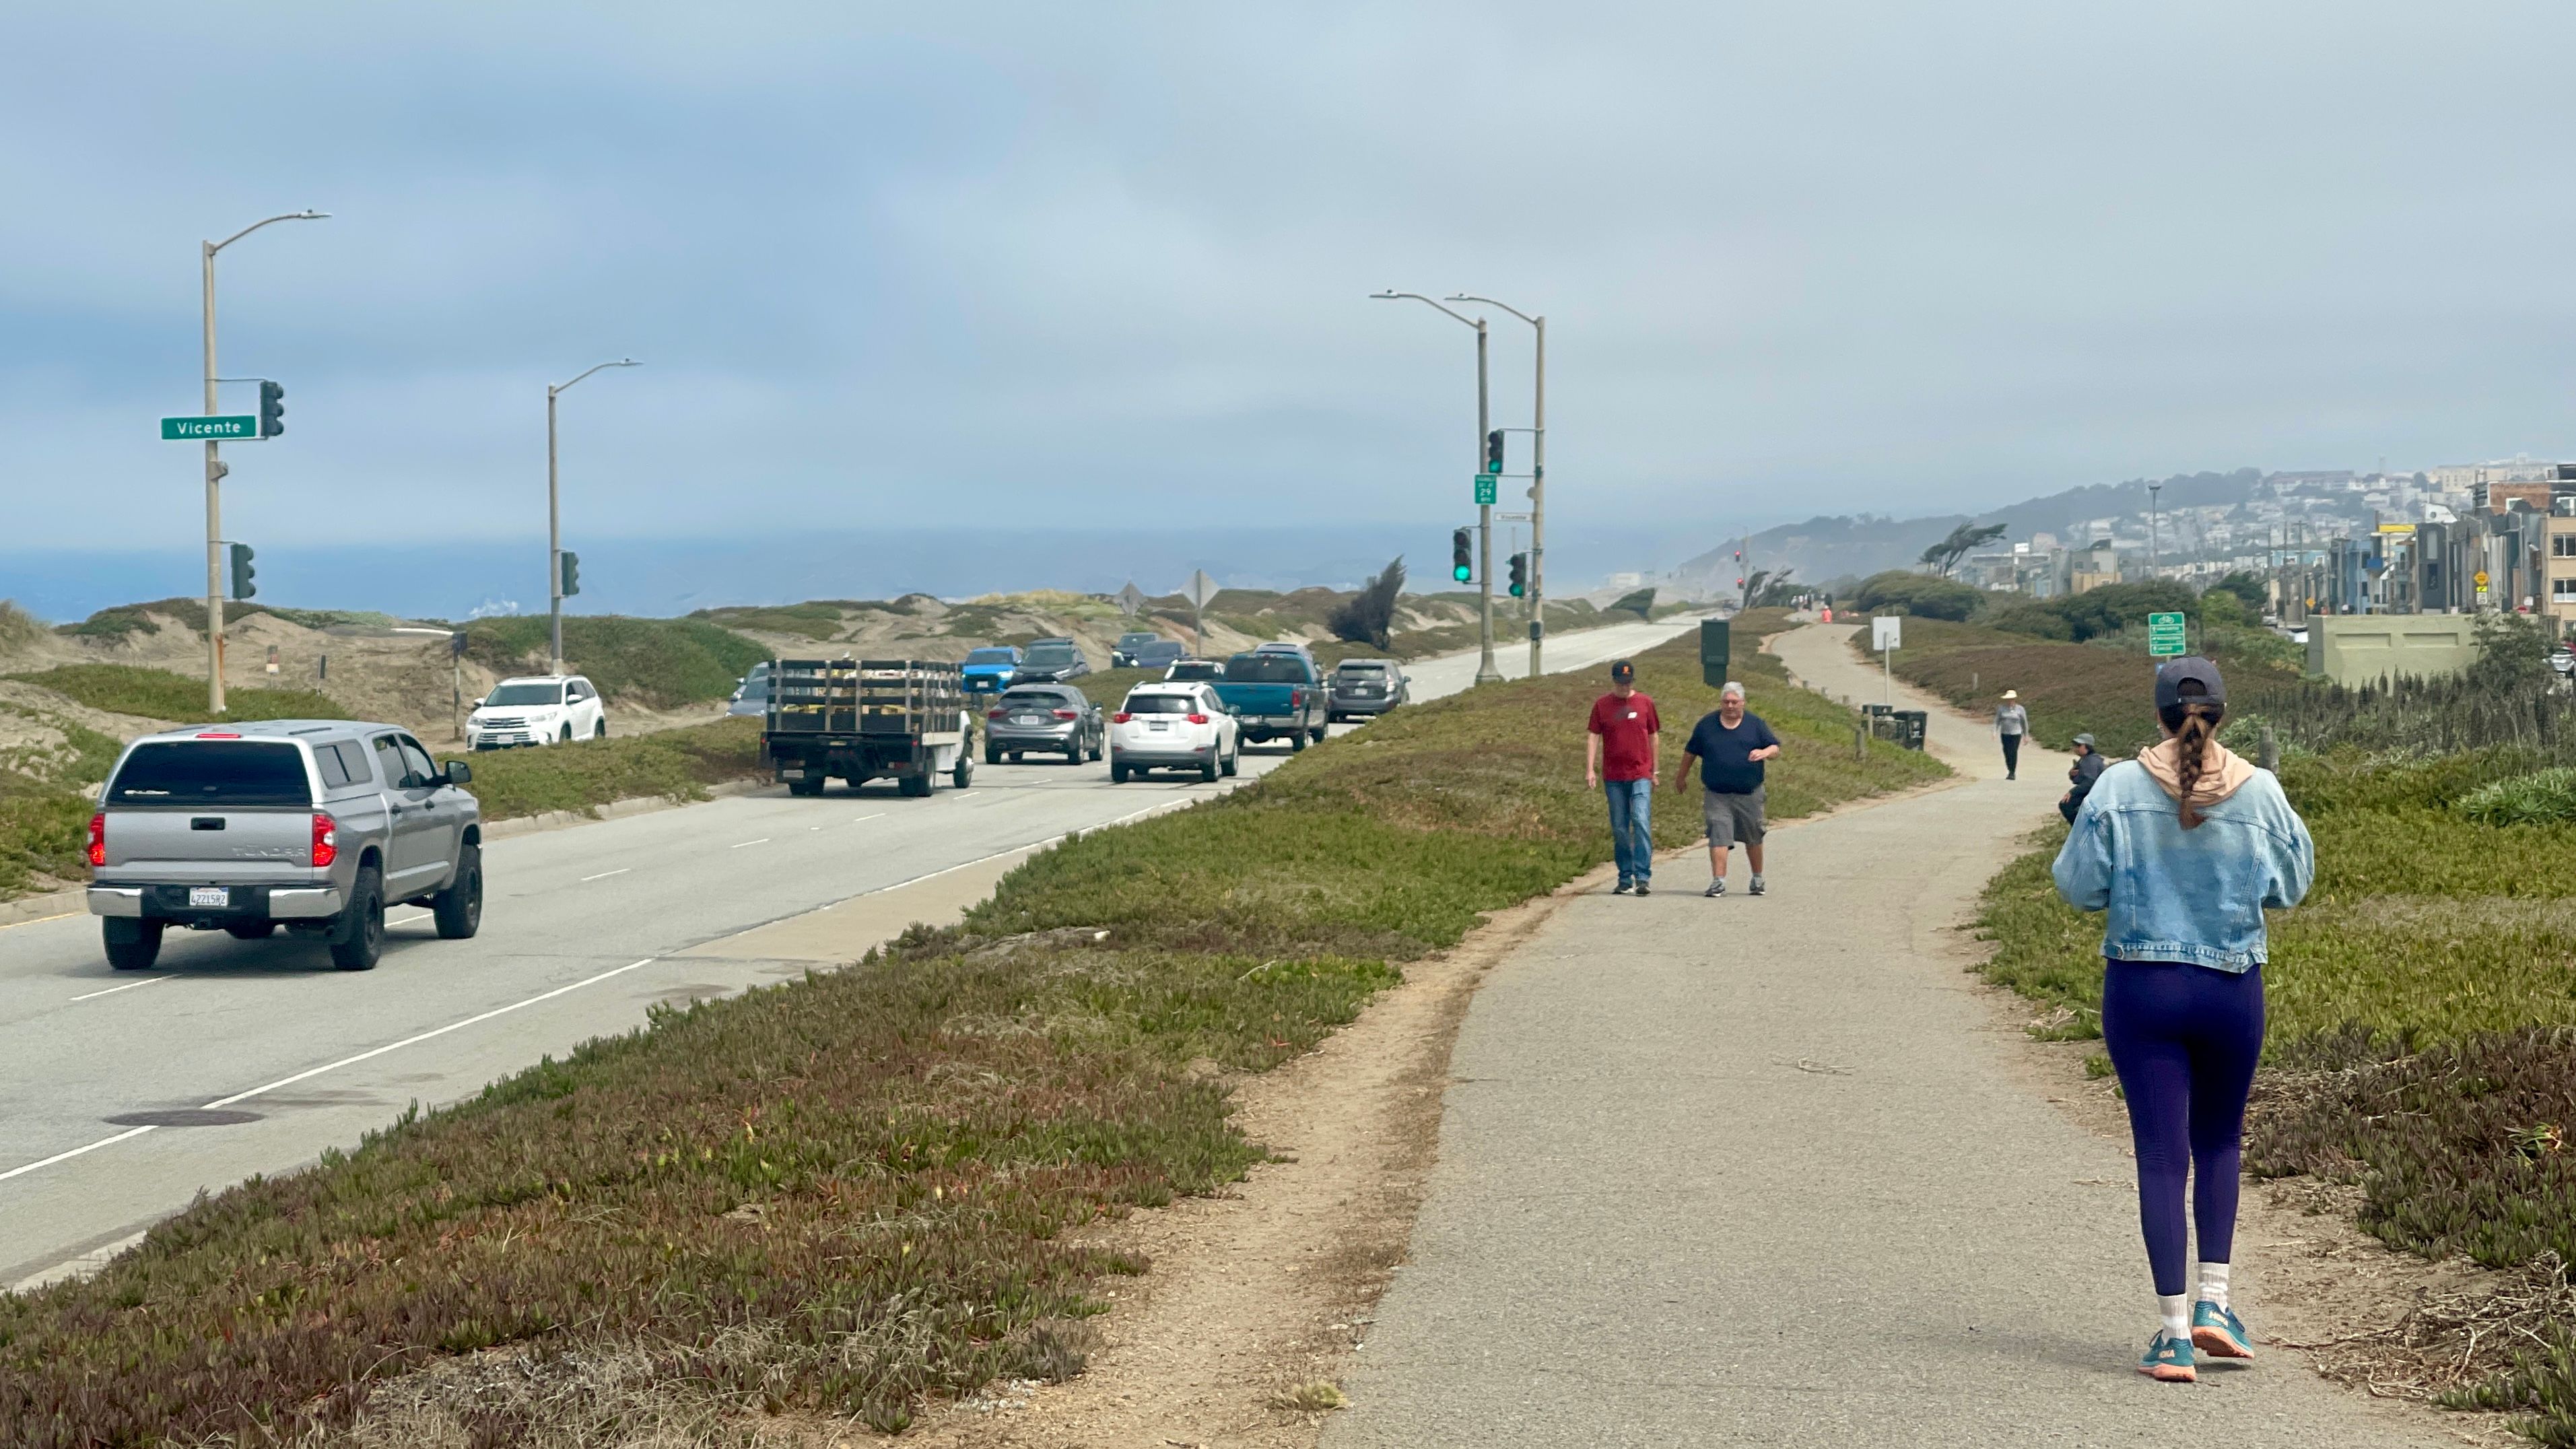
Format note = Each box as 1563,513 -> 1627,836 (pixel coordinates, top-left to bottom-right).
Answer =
1720,681 -> 1747,700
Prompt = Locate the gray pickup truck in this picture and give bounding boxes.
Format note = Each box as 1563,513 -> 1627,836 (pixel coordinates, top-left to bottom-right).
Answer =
86,720 -> 484,972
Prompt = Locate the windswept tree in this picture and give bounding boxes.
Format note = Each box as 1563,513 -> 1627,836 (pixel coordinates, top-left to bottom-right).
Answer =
1328,555 -> 1406,650
1919,522 -> 2008,577
1744,568 -> 1800,609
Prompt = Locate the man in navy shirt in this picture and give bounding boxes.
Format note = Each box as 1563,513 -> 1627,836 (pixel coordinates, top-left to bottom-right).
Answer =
1673,680 -> 1782,897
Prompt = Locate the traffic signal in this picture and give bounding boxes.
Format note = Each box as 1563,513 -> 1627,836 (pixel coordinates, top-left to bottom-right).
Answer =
1507,551 -> 1528,598
1450,527 -> 1472,584
560,550 -> 582,597
228,543 -> 257,599
1484,430 -> 1504,475
258,380 -> 285,438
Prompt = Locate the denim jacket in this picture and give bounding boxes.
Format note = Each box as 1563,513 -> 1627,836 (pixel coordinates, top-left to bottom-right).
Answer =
2049,760 -> 2313,972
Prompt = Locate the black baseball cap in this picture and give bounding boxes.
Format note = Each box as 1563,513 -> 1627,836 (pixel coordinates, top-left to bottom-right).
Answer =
1608,659 -> 1635,682
2154,656 -> 2225,710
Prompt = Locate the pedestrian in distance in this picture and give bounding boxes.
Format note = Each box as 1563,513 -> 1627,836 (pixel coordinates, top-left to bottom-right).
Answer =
2051,658 -> 2313,1384
2060,732 -> 2105,824
1994,689 -> 2028,780
1586,660 -> 1660,896
1672,680 -> 1782,897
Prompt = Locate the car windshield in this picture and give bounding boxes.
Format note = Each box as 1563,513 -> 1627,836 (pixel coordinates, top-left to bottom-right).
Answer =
485,683 -> 564,706
109,741 -> 311,807
1224,654 -> 1308,683
1167,661 -> 1221,679
1118,633 -> 1157,648
1023,644 -> 1077,666
1001,689 -> 1071,708
1336,661 -> 1388,674
964,648 -> 1017,664
1124,694 -> 1198,715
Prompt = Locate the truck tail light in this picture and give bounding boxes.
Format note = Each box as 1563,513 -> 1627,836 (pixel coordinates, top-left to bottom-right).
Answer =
1188,713 -> 1210,725
1112,712 -> 1132,724
1053,709 -> 1079,720
311,812 -> 339,868
87,813 -> 105,867
1290,688 -> 1304,709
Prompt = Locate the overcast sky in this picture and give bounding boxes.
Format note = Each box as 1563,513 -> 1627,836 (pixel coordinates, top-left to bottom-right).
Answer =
8,1 -> 2575,561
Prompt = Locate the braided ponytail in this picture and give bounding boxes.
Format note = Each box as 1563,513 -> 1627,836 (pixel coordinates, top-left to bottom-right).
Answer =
2157,683 -> 2225,830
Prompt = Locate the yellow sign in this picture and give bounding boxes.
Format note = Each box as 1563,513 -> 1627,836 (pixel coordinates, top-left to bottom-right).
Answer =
2376,523 -> 2416,535
2476,570 -> 2493,588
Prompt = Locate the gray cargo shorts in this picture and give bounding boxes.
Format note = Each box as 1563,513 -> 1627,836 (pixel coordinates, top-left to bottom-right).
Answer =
1704,786 -> 1766,848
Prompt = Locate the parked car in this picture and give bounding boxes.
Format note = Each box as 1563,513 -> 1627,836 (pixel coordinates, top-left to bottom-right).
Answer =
961,645 -> 1022,695
1326,657 -> 1410,721
86,720 -> 483,972
1110,632 -> 1161,668
1164,659 -> 1223,683
1110,681 -> 1239,782
1126,638 -> 1186,672
726,662 -> 771,717
984,683 -> 1106,764
1213,649 -> 1327,751
467,675 -> 608,748
1011,638 -> 1093,685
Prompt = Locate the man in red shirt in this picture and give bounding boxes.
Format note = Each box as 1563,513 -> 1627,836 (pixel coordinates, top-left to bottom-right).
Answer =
1585,659 -> 1662,895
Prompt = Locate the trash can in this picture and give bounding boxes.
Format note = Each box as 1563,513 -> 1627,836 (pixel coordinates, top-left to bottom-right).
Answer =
1891,708 -> 1928,751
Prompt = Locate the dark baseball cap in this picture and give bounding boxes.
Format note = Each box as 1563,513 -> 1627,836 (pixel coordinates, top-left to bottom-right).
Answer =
1608,659 -> 1635,682
2154,656 -> 2225,710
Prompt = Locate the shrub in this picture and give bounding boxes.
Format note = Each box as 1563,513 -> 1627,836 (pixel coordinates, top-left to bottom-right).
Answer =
1852,570 -> 1981,621
1976,598 -> 2074,640
11,664 -> 342,723
2209,571 -> 2268,615
466,617 -> 770,708
2458,768 -> 2576,827
1327,558 -> 1404,648
2049,580 -> 2194,642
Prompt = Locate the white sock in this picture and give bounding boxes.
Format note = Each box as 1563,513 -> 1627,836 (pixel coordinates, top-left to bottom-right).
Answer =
1751,873 -> 1764,886
2197,1262 -> 2229,1310
2158,1293 -> 2189,1339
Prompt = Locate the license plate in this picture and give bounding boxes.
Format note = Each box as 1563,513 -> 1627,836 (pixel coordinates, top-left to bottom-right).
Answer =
1013,714 -> 1046,725
1148,720 -> 1170,731
189,887 -> 230,908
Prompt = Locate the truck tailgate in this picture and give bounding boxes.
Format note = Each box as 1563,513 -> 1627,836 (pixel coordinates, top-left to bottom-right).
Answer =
101,807 -> 320,881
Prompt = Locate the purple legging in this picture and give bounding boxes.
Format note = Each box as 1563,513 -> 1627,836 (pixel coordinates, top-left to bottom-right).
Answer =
2100,959 -> 2266,1297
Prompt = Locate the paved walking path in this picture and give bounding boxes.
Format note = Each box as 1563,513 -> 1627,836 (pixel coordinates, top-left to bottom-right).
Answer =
1325,622 -> 2443,1448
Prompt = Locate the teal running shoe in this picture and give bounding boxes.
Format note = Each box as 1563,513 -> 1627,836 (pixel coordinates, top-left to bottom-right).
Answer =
2192,1300 -> 2254,1360
2138,1328 -> 2196,1382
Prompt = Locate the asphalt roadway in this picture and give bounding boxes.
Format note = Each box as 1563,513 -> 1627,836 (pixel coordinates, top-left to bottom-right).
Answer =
1325,622 -> 2450,1448
0,615 -> 1694,1289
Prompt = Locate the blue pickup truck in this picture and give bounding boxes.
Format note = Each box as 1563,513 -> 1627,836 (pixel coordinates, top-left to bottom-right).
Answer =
1213,645 -> 1328,751
960,646 -> 1021,696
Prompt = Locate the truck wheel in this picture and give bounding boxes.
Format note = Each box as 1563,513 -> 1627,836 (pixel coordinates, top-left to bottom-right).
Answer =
433,842 -> 483,939
104,918 -> 164,971
788,776 -> 825,797
331,867 -> 385,972
1290,731 -> 1307,753
953,752 -> 974,788
900,772 -> 931,798
1310,723 -> 1327,744
224,921 -> 278,941
1009,752 -> 1023,764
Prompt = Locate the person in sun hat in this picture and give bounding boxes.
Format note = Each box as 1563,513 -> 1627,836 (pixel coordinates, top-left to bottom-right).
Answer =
1994,689 -> 2029,779
1585,659 -> 1661,896
2052,656 -> 2314,1384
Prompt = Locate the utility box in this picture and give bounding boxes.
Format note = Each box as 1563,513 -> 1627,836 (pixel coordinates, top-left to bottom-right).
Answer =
1700,619 -> 1730,686
1891,708 -> 1928,751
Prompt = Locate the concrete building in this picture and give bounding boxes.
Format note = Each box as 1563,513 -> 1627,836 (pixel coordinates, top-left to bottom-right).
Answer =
2306,614 -> 2481,685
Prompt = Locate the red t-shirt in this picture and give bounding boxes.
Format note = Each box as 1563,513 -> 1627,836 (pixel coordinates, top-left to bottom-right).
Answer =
1587,692 -> 1661,781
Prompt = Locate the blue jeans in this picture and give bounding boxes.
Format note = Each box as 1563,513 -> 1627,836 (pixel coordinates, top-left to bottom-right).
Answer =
1604,778 -> 1653,885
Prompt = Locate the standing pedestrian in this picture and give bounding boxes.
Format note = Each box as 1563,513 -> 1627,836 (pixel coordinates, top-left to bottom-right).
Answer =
2052,659 -> 2313,1383
1994,689 -> 2029,780
2059,732 -> 2105,823
1672,680 -> 1782,897
1586,659 -> 1661,896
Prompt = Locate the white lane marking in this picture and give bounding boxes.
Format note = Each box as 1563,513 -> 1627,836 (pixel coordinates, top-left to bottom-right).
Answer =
731,838 -> 769,850
850,813 -> 885,825
0,911 -> 81,932
199,957 -> 660,1112
388,911 -> 431,927
70,975 -> 169,1003
0,1125 -> 158,1185
580,868 -> 630,882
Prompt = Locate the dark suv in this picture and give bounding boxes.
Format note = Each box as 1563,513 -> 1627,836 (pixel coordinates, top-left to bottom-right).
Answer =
1011,638 -> 1093,685
984,685 -> 1106,765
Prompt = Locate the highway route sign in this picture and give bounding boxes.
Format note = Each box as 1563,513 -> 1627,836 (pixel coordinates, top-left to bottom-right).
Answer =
1872,616 -> 1901,651
1116,581 -> 1146,615
1474,473 -> 1499,506
162,415 -> 257,441
1184,569 -> 1219,609
2147,611 -> 2187,657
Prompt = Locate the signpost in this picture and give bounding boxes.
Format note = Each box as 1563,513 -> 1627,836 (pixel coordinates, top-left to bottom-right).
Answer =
2146,611 -> 2188,658
163,415 -> 257,441
1872,615 -> 1901,705
1183,569 -> 1219,654
2475,568 -> 2492,606
1116,581 -> 1147,616
1473,473 -> 1499,506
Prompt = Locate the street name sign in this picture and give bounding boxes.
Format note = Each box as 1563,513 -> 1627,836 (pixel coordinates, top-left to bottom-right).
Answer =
1473,473 -> 1499,506
162,415 -> 257,441
2147,611 -> 2187,657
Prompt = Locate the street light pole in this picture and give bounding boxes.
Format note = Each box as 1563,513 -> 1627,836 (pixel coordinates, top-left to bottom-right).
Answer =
545,360 -> 638,675
2148,483 -> 2162,578
1451,296 -> 1544,676
199,210 -> 327,716
1374,292 -> 1500,683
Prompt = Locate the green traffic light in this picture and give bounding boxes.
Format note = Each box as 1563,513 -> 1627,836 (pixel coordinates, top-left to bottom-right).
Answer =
1452,565 -> 1472,582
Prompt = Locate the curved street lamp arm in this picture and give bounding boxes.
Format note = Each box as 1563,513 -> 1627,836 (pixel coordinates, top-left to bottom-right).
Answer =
551,358 -> 640,395
1372,290 -> 1481,330
1448,294 -> 1537,327
210,210 -> 330,255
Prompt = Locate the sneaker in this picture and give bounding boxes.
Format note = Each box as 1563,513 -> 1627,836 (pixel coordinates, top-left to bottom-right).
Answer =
2192,1301 -> 2253,1360
2138,1329 -> 2196,1383
1613,881 -> 1633,895
1748,877 -> 1766,896
1634,883 -> 1651,896
1703,880 -> 1726,898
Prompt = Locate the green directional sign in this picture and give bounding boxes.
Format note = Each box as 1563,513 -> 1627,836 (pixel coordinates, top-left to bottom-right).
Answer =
163,415 -> 257,441
2146,611 -> 2188,657
1473,473 -> 1499,506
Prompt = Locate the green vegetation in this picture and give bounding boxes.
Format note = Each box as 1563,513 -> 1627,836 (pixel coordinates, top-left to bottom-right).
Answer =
441,717 -> 767,822
53,597 -> 405,642
466,615 -> 769,708
0,704 -> 123,897
2459,767 -> 2576,826
10,664 -> 343,724
687,600 -> 858,639
1854,570 -> 1983,620
1072,667 -> 1162,709
0,623 -> 1938,1445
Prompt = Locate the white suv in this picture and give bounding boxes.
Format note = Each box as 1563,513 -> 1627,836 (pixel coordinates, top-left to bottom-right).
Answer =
1110,681 -> 1239,782
468,675 -> 609,749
